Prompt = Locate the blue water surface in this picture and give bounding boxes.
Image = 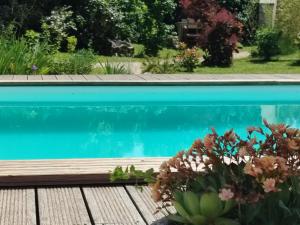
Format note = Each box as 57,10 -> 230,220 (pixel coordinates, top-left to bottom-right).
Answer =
0,85 -> 300,160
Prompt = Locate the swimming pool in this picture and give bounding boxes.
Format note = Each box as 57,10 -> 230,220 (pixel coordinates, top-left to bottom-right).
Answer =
0,85 -> 300,160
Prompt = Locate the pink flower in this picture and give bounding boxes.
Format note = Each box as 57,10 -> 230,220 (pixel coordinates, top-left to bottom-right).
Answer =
219,188 -> 234,201
238,146 -> 248,157
263,178 -> 277,193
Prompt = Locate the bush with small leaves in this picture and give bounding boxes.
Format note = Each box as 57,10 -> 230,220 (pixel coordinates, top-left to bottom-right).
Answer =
255,28 -> 281,61
67,36 -> 78,53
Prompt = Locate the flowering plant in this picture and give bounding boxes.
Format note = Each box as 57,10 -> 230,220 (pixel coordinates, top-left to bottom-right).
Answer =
175,42 -> 201,72
151,120 -> 300,225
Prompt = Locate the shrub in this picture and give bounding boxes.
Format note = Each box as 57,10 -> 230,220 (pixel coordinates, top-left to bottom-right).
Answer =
217,0 -> 259,45
255,28 -> 281,60
67,36 -> 78,53
112,121 -> 300,225
49,50 -> 95,74
180,0 -> 243,67
133,44 -> 146,58
276,0 -> 300,45
0,36 -> 50,75
152,121 -> 300,225
176,43 -> 201,72
41,6 -> 77,51
0,1 -> 178,56
99,61 -> 131,74
24,30 -> 40,47
142,55 -> 177,74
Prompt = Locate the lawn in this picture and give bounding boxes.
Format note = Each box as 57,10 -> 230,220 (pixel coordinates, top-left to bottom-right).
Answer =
195,52 -> 300,74
55,47 -> 300,75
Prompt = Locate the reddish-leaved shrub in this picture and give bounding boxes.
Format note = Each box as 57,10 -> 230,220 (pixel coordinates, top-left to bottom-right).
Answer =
180,0 -> 243,67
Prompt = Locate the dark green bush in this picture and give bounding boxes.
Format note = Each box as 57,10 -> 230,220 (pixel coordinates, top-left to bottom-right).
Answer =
0,0 -> 178,56
255,28 -> 281,60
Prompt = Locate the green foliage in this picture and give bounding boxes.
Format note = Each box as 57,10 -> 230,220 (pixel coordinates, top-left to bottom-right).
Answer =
41,6 -> 77,51
0,36 -> 50,75
24,29 -> 40,47
170,191 -> 237,225
240,177 -> 300,225
255,28 -> 281,60
158,48 -> 179,58
296,34 -> 300,49
99,61 -> 131,74
82,0 -> 177,55
138,0 -> 177,55
67,36 -> 77,53
276,0 -> 300,45
49,50 -> 95,74
0,0 -> 178,56
176,43 -> 201,72
142,56 -> 177,74
217,0 -> 259,44
110,165 -> 155,183
133,44 -> 146,58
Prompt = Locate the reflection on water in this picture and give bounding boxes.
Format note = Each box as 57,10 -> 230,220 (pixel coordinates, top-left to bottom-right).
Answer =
0,104 -> 299,160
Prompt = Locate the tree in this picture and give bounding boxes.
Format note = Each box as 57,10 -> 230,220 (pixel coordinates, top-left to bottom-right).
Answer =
181,0 -> 243,67
276,0 -> 300,44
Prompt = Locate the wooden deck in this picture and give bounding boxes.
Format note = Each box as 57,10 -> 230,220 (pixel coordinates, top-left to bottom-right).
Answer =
0,158 -> 167,187
0,185 -> 170,225
0,74 -> 300,85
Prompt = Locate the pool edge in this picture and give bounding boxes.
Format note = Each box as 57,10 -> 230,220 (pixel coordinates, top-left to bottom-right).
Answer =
0,158 -> 167,187
1,74 -> 300,86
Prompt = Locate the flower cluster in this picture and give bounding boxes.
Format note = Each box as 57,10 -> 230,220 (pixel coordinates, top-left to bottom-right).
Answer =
151,120 -> 300,210
244,156 -> 289,193
175,42 -> 201,72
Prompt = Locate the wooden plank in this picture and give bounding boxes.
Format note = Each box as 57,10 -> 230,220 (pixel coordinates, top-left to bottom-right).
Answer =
83,186 -> 146,225
13,75 -> 27,80
0,189 -> 36,225
0,158 -> 166,187
0,75 -> 13,80
83,75 -> 101,81
126,186 -> 175,224
38,187 -> 91,225
42,75 -> 57,80
55,75 -> 72,80
27,75 -> 43,81
69,75 -> 86,81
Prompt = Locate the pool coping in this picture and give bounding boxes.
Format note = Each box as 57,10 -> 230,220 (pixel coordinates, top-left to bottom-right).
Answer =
0,74 -> 300,86
0,158 -> 167,187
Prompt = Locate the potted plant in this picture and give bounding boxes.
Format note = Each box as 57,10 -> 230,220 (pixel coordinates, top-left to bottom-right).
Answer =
112,120 -> 300,225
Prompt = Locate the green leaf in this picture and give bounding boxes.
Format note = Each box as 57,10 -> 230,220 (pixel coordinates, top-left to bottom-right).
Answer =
183,192 -> 201,216
215,217 -> 240,225
174,192 -> 184,205
222,200 -> 235,215
188,215 -> 207,225
279,200 -> 292,215
168,214 -> 189,224
200,192 -> 223,219
174,201 -> 191,219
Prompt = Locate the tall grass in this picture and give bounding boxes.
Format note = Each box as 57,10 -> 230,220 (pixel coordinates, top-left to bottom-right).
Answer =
49,50 -> 95,74
0,36 -> 50,75
99,61 -> 131,74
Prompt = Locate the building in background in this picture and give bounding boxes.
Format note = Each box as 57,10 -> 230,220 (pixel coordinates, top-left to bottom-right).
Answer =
259,0 -> 277,27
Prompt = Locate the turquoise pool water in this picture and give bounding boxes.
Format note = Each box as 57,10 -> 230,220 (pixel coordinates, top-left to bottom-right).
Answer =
0,85 -> 300,160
